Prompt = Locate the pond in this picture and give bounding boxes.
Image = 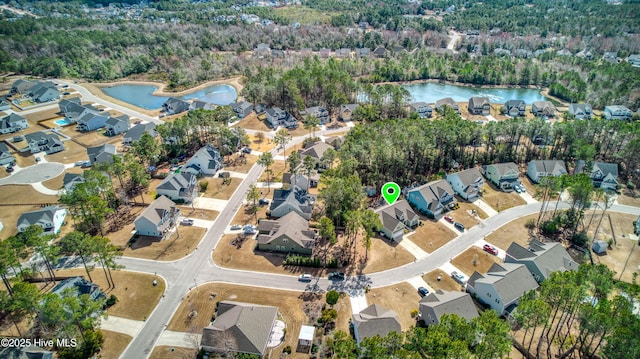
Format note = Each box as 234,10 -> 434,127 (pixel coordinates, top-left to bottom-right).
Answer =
101,83 -> 238,110
402,82 -> 547,104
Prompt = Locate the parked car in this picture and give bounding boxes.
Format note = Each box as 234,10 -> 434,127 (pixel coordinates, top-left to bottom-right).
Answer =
454,222 -> 465,231
483,244 -> 499,255
517,184 -> 526,193
12,135 -> 24,142
243,225 -> 257,234
230,224 -> 242,230
418,287 -> 430,297
6,166 -> 14,173
328,272 -> 345,281
448,202 -> 460,210
62,92 -> 71,95
180,218 -> 194,226
242,147 -> 252,154
258,198 -> 270,205
298,274 -> 312,282
444,215 -> 454,223
451,271 -> 466,284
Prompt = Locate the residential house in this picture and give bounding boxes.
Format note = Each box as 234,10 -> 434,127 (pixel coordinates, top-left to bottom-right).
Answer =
484,162 -> 520,191
576,160 -> 619,191
603,52 -> 618,63
319,48 -> 331,58
446,168 -> 484,201
406,180 -> 455,217
629,54 -> 640,67
200,301 -> 278,358
271,49 -> 285,58
162,97 -> 191,115
254,43 -> 271,57
29,81 -> 60,103
24,132 -> 64,154
87,144 -> 117,165
265,107 -> 297,129
504,100 -> 526,117
603,105 -> 633,120
283,172 -> 318,191
351,304 -> 401,344
505,239 -> 578,282
340,104 -> 358,121
355,48 -> 370,58
568,103 -> 593,120
76,112 -> 110,131
257,211 -> 317,255
373,47 -> 386,58
467,262 -> 539,316
0,113 -> 28,134
10,79 -> 35,95
133,195 -> 180,237
468,97 -> 491,115
0,98 -> 10,111
336,48 -> 352,58
63,172 -> 85,192
304,106 -> 329,124
375,200 -> 419,241
0,345 -> 53,359
16,206 -> 67,235
269,186 -> 316,220
531,101 -> 556,117
0,143 -> 15,165
435,98 -> 460,114
230,101 -> 254,119
184,144 -> 223,176
155,172 -> 198,203
190,100 -> 215,111
408,102 -> 433,118
325,136 -> 344,150
419,290 -> 478,325
59,99 -> 101,122
299,141 -> 333,166
104,115 -> 130,136
526,160 -> 567,183
50,276 -> 105,301
123,122 -> 157,145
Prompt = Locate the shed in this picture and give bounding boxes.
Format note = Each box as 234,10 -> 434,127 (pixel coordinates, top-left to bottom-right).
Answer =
592,240 -> 608,255
297,325 -> 315,353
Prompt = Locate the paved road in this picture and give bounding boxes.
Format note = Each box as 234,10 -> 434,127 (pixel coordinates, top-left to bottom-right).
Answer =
0,162 -> 64,185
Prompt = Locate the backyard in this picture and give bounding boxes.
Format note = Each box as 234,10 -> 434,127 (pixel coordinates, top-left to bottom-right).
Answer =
365,282 -> 421,330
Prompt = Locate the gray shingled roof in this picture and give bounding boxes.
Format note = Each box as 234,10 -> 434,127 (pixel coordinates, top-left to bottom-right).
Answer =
409,180 -> 454,211
135,195 -> 176,224
469,263 -> 538,305
529,160 -> 567,174
489,162 -> 519,176
376,200 -> 418,234
299,141 -> 332,160
419,290 -> 478,324
269,186 -> 315,216
593,161 -> 618,178
156,172 -> 196,191
506,239 -> 578,279
256,211 -> 316,249
450,168 -> 483,188
124,122 -> 157,143
201,301 -> 278,356
352,304 -> 401,342
17,206 -> 63,229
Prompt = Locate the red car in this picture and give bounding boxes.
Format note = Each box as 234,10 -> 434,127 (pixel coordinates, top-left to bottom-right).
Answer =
444,215 -> 454,223
483,244 -> 498,255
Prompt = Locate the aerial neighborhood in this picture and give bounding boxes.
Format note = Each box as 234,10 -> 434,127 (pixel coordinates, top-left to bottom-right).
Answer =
0,1 -> 639,358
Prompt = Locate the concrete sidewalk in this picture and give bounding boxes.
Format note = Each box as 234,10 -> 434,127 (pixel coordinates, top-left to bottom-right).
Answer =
406,275 -> 433,293
519,192 -> 538,204
100,316 -> 144,337
349,293 -> 368,314
193,197 -> 229,212
399,235 -> 429,260
475,199 -> 499,217
31,182 -> 60,195
156,330 -> 201,348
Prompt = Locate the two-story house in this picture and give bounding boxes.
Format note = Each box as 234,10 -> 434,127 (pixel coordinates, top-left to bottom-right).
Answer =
270,186 -> 316,220
468,96 -> 491,115
230,101 -> 254,119
104,115 -> 130,136
298,141 -> 333,167
76,112 -> 110,132
531,101 -> 556,117
24,132 -> 64,154
406,180 -> 455,217
0,113 -> 28,134
0,143 -> 15,165
446,168 -> 485,201
123,122 -> 157,145
339,104 -> 358,121
87,144 -> 117,165
576,161 -> 619,191
184,144 -> 223,176
505,239 -> 578,283
526,160 -> 567,183
155,172 -> 198,203
134,195 -> 180,237
375,200 -> 419,241
304,106 -> 330,125
568,103 -> 593,120
419,290 -> 478,325
28,81 -> 60,103
408,102 -> 433,118
257,211 -> 317,255
435,98 -> 460,114
603,105 -> 633,120
504,100 -> 526,117
162,97 -> 191,115
265,107 -> 298,129
484,162 -> 520,191
17,206 -> 67,235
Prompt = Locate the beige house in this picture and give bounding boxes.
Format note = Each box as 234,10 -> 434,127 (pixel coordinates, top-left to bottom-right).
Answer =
257,211 -> 317,255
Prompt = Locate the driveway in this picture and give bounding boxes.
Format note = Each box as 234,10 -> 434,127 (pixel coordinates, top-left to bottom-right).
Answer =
0,162 -> 64,185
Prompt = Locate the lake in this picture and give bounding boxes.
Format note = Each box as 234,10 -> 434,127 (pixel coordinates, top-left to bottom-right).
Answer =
102,83 -> 238,110
402,82 -> 547,104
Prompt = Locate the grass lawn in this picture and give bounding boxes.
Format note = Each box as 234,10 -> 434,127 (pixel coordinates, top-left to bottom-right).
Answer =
521,175 -> 538,195
273,6 -> 336,24
0,184 -> 58,204
24,108 -> 59,123
484,214 -> 536,250
231,203 -> 269,226
259,160 -> 287,183
233,113 -> 271,131
617,188 -> 640,207
366,282 -> 421,331
287,125 -> 309,137
212,234 -> 292,275
362,236 -> 414,274
54,268 -> 165,321
99,330 -> 132,359
201,177 -> 241,200
284,142 -> 304,157
248,134 -> 276,152
423,269 -> 465,292
46,140 -> 90,164
408,218 -> 457,253
223,153 -> 257,174
124,226 -> 206,261
480,183 -> 526,212
450,201 -> 488,230
72,130 -> 122,148
0,204 -> 62,239
451,246 -> 500,277
42,166 -> 83,190
12,151 -> 37,168
166,283 -> 318,359
149,346 -> 197,359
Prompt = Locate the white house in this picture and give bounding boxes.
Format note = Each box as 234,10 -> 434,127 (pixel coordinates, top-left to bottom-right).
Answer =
155,172 -> 198,203
408,102 -> 433,118
603,105 -> 633,120
0,113 -> 29,134
184,144 -> 223,176
526,160 -> 567,183
567,103 -> 592,120
104,115 -> 130,136
17,206 -> 67,235
446,168 -> 484,201
0,143 -> 15,165
133,196 -> 180,237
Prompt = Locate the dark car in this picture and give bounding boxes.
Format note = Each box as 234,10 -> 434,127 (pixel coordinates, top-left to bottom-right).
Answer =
444,215 -> 454,223
454,222 -> 465,231
329,272 -> 345,281
242,147 -> 252,154
258,198 -> 270,205
418,287 -> 429,297
483,244 -> 499,255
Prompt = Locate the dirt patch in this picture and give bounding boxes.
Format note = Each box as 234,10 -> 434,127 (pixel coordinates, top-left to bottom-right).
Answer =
201,177 -> 241,200
0,184 -> 58,204
70,130 -> 122,148
178,207 -> 219,221
363,237 -> 414,274
423,269 -> 465,292
230,203 -> 269,226
450,201 -> 487,229
104,206 -> 144,248
484,214 -> 536,250
451,246 -> 500,277
213,234 -> 291,275
284,142 -> 304,157
46,140 -> 90,164
54,268 -> 165,321
233,112 -> 272,131
409,217 -> 457,253
166,283 -> 322,359
223,153 -> 257,174
259,160 -> 287,183
11,151 -> 37,168
480,183 -> 526,212
366,282 -> 421,331
99,330 -> 132,359
124,226 -> 206,261
24,108 -> 61,123
248,134 -> 276,152
617,188 -> 640,207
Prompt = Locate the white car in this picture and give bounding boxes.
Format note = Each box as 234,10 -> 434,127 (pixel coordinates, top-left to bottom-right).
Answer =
180,218 -> 194,226
298,274 -> 312,282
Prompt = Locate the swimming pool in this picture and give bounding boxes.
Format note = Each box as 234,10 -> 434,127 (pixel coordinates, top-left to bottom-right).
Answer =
54,118 -> 73,126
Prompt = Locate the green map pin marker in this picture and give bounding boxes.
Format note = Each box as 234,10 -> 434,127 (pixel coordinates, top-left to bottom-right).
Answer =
382,182 -> 401,205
